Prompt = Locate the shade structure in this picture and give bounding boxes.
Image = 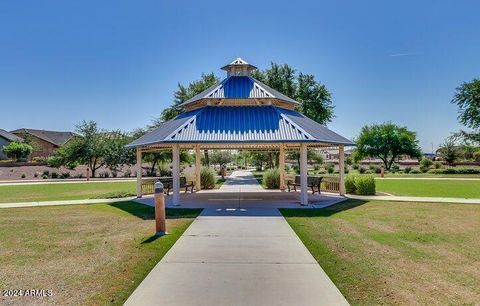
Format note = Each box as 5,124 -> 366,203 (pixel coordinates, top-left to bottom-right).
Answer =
128,57 -> 354,206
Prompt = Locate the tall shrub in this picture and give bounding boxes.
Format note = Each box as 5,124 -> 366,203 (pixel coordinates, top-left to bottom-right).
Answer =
200,167 -> 216,189
345,175 -> 356,194
263,168 -> 280,189
3,142 -> 33,161
354,175 -> 376,195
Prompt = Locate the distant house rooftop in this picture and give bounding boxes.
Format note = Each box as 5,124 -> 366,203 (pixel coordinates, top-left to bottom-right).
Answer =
10,128 -> 78,147
0,129 -> 23,142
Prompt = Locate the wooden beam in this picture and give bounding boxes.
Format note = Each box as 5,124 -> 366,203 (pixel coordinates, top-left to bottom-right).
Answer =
339,145 -> 346,196
300,143 -> 308,205
136,148 -> 142,198
195,145 -> 201,191
279,144 -> 286,190
172,144 -> 180,206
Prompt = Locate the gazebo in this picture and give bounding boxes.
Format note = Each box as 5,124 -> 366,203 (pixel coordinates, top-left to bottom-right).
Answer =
126,58 -> 354,206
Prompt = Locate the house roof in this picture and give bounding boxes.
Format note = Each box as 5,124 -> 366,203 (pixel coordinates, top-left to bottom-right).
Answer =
181,76 -> 299,106
0,129 -> 23,142
126,105 -> 354,148
10,128 -> 78,146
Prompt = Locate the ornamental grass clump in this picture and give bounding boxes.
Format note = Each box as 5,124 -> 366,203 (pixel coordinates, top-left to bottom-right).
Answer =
263,168 -> 280,189
200,167 -> 216,189
345,175 -> 376,195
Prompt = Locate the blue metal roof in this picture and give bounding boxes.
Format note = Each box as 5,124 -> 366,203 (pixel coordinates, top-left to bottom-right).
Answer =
126,106 -> 354,148
181,76 -> 299,106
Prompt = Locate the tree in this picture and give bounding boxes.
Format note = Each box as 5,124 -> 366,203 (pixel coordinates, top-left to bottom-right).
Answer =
49,121 -> 134,178
210,151 -> 233,167
252,63 -> 334,125
451,79 -> 480,144
3,142 -> 33,161
287,149 -> 324,169
104,131 -> 136,177
437,139 -> 460,166
355,122 -> 422,170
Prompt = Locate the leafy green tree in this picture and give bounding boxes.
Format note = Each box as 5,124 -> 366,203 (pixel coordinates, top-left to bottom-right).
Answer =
104,131 -> 136,176
252,63 -> 334,125
355,122 -> 422,170
451,79 -> 480,143
210,151 -> 233,167
437,139 -> 460,166
3,142 -> 33,161
286,149 -> 324,169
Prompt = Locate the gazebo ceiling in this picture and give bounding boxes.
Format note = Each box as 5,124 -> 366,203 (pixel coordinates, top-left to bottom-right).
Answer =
126,105 -> 354,149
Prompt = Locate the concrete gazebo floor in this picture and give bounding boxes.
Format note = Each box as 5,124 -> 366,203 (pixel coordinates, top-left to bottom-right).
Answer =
134,190 -> 346,209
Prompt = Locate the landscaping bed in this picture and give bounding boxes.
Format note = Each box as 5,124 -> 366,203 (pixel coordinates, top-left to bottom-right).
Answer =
281,200 -> 480,305
0,202 -> 201,306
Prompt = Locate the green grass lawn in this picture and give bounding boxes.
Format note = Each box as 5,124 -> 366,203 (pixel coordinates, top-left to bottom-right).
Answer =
376,179 -> 480,198
0,181 -> 136,203
281,200 -> 480,305
0,202 -> 201,306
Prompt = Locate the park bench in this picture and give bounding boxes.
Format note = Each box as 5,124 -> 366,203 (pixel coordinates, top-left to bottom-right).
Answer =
287,175 -> 323,194
158,176 -> 194,195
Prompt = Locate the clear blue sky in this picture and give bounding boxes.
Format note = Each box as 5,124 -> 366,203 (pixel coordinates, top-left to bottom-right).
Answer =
1,0 -> 479,152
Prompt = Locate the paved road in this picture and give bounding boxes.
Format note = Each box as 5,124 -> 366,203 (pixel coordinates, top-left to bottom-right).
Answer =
124,207 -> 349,306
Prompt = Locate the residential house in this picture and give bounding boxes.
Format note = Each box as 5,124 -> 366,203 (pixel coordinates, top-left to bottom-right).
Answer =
0,129 -> 24,160
10,128 -> 78,158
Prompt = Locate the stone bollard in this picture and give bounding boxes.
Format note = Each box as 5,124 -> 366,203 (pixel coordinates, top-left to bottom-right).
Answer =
380,166 -> 385,178
154,181 -> 167,236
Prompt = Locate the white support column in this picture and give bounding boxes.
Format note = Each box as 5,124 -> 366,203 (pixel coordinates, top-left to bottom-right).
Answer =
279,144 -> 286,190
172,144 -> 180,206
136,148 -> 142,198
339,145 -> 346,196
300,143 -> 308,205
195,145 -> 201,191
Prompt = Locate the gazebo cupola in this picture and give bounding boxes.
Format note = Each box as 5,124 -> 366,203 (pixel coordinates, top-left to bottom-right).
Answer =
180,58 -> 299,110
221,57 -> 257,77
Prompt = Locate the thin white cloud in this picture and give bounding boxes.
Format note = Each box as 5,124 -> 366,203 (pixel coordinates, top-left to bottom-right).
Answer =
389,52 -> 416,57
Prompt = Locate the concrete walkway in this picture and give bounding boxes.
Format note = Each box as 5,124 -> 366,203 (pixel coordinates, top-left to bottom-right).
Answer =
125,207 -> 349,306
218,170 -> 265,192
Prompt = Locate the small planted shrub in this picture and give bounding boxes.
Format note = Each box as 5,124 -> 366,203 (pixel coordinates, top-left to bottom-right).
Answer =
391,164 -> 400,173
358,166 -> 366,174
433,161 -> 443,169
420,166 -> 429,173
410,168 -> 421,174
313,164 -> 321,171
200,167 -> 216,189
354,175 -> 376,195
263,168 -> 280,189
21,173 -> 26,179
404,166 -> 412,173
374,166 -> 382,174
419,158 -> 433,169
368,164 -> 376,171
345,175 -> 356,194
61,172 -> 70,179
123,169 -> 132,177
325,162 -> 335,174
34,172 -> 39,178
42,174 -> 48,179
352,164 -> 359,170
51,172 -> 59,179
42,170 -> 50,177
